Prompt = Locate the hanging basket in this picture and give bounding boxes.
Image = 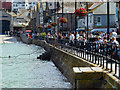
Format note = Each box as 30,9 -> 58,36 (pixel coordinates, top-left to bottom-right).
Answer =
37,25 -> 43,29
51,22 -> 58,27
47,25 -> 52,29
74,8 -> 88,17
59,17 -> 68,23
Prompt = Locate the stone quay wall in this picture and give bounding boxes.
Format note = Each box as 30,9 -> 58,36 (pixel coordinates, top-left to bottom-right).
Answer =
20,35 -> 120,89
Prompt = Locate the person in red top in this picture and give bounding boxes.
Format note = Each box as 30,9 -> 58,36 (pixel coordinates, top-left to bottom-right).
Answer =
28,33 -> 32,39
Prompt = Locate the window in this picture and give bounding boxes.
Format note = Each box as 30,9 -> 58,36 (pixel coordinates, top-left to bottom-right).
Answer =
49,3 -> 52,6
13,4 -> 15,7
22,4 -> 25,6
90,15 -> 92,23
2,16 -> 8,18
33,2 -> 35,4
97,16 -> 101,25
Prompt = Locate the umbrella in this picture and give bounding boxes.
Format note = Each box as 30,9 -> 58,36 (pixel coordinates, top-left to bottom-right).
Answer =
26,30 -> 32,33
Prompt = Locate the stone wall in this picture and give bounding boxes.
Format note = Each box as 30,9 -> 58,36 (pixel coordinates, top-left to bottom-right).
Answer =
32,39 -> 98,87
32,39 -> 120,89
20,34 -> 32,44
20,35 -> 120,89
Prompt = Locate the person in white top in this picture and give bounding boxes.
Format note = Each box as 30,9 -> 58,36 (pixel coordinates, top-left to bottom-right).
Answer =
69,32 -> 75,41
112,29 -> 117,37
69,32 -> 75,46
76,32 -> 80,41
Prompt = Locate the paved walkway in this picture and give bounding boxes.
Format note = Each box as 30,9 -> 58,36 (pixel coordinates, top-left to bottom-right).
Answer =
0,35 -> 17,43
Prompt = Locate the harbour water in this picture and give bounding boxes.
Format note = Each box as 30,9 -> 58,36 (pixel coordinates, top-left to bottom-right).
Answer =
0,36 -> 71,88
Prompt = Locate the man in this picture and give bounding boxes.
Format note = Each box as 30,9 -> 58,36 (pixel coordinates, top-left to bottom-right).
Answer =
97,36 -> 103,44
112,29 -> 117,37
69,32 -> 75,46
76,32 -> 80,41
111,37 -> 119,58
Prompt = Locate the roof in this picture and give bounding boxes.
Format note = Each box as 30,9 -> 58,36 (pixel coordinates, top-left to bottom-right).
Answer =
0,2 -> 12,9
58,7 -> 75,13
0,10 -> 11,16
89,3 -> 116,14
89,3 -> 103,10
16,10 -> 31,21
13,22 -> 24,27
8,12 -> 17,16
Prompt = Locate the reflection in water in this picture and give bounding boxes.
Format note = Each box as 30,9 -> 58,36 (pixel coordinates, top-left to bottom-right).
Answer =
1,42 -> 71,88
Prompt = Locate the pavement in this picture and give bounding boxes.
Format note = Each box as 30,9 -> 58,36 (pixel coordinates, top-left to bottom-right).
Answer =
0,35 -> 17,43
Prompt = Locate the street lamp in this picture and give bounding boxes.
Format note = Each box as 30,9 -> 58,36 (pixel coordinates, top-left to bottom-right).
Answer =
107,1 -> 110,40
62,0 -> 64,33
86,2 -> 89,40
75,0 -> 77,41
67,11 -> 69,32
57,16 -> 59,34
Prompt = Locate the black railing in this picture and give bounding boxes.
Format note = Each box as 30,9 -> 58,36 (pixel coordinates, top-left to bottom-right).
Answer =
42,37 -> 120,79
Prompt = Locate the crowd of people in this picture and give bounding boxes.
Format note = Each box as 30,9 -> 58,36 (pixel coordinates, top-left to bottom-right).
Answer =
9,29 -> 119,60
45,29 -> 120,60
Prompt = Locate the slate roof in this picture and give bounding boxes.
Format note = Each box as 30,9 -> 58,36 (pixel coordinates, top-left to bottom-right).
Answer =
13,22 -> 24,27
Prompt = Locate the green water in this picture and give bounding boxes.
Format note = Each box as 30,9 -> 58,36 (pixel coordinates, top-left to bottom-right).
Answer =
0,42 -> 71,88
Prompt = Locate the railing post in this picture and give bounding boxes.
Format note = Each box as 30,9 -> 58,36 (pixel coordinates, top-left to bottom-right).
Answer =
115,46 -> 117,74
110,45 -> 113,72
95,43 -> 97,64
106,44 -> 108,70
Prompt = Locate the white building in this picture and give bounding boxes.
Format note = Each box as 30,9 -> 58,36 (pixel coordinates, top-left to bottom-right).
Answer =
11,0 -> 37,11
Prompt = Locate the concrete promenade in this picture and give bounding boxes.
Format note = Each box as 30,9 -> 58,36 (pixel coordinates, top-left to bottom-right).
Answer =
0,35 -> 17,43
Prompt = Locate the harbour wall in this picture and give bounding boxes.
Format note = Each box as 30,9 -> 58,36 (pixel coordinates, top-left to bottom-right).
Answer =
20,35 -> 120,89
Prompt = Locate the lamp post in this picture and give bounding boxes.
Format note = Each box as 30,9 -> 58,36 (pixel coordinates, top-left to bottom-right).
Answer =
62,0 -> 64,33
118,1 -> 120,29
75,0 -> 77,41
86,2 -> 89,40
67,11 -> 69,32
71,13 -> 72,32
107,1 -> 110,40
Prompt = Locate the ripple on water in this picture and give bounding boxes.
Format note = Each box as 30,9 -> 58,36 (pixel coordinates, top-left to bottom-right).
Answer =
1,43 -> 71,88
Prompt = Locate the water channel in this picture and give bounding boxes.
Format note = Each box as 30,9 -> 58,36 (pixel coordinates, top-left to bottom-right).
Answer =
0,37 -> 71,88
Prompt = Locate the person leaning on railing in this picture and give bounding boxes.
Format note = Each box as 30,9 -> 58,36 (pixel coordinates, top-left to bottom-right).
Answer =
111,37 -> 119,59
69,32 -> 75,46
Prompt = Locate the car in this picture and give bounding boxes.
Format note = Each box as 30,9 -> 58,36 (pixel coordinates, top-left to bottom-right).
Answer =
90,28 -> 117,35
76,28 -> 85,32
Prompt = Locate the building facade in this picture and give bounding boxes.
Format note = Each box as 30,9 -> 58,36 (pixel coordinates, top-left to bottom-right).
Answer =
83,3 -> 116,30
11,0 -> 37,11
0,9 -> 13,34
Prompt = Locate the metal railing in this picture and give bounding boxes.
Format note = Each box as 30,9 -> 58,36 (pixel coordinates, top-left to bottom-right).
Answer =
41,37 -> 120,79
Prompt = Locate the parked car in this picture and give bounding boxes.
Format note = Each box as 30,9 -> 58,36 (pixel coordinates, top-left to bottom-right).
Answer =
90,28 -> 117,35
